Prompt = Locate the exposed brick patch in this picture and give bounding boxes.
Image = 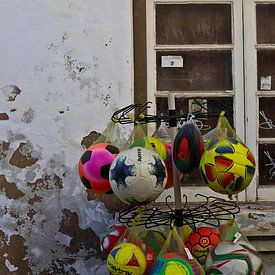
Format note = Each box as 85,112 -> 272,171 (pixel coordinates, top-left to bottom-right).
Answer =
59,208 -> 104,259
0,141 -> 10,160
0,174 -> 25,199
81,131 -> 101,149
0,234 -> 32,274
28,194 -> 42,205
27,174 -> 63,192
0,113 -> 9,120
9,142 -> 39,168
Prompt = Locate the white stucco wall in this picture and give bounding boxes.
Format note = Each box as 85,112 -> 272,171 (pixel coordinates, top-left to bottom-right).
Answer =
0,0 -> 132,274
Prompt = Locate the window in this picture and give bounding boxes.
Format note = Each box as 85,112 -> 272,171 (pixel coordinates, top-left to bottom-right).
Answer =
244,1 -> 275,201
133,0 -> 275,202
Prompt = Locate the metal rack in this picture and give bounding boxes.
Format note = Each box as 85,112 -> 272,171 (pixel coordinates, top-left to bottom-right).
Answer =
111,94 -> 239,229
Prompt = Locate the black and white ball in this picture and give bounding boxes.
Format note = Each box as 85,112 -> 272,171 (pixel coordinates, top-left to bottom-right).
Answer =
109,147 -> 167,205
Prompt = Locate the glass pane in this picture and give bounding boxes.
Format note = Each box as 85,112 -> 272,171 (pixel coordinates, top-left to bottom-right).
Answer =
156,97 -> 234,135
156,96 -> 234,186
257,50 -> 275,91
157,51 -> 232,91
259,97 -> 275,138
256,4 -> 275,44
258,144 -> 275,185
156,4 -> 232,45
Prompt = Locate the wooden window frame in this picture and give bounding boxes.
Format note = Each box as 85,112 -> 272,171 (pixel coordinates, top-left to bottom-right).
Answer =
133,0 -> 275,203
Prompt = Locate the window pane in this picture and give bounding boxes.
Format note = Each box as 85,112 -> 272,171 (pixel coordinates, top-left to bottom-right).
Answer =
156,4 -> 232,45
258,144 -> 275,185
256,4 -> 275,44
156,97 -> 234,135
257,50 -> 275,91
157,51 -> 232,91
259,97 -> 275,138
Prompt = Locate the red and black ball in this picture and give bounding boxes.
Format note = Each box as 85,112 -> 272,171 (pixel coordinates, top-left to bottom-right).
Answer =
173,123 -> 204,174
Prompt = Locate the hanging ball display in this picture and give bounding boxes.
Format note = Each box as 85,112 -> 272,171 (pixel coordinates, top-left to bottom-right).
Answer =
99,223 -> 127,256
129,136 -> 168,161
107,242 -> 147,275
149,252 -> 205,275
199,137 -> 256,195
109,147 -> 167,205
205,240 -> 264,274
78,143 -> 120,194
185,226 -> 221,265
173,123 -> 204,174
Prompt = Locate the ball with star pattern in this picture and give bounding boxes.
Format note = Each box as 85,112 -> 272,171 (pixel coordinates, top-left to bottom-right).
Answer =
109,147 -> 167,205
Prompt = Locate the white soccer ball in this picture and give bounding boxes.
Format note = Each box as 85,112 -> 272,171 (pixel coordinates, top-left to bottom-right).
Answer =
205,240 -> 264,275
109,147 -> 167,205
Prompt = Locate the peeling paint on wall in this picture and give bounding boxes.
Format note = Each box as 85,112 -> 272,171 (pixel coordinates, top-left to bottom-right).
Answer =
9,143 -> 39,168
0,0 -> 132,273
0,175 -> 25,199
0,85 -> 21,102
0,142 -> 10,160
0,113 -> 9,120
59,208 -> 103,258
80,131 -> 101,149
0,234 -> 31,274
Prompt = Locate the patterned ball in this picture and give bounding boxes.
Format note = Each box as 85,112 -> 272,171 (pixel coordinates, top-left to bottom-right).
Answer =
205,240 -> 264,274
78,143 -> 120,194
200,138 -> 256,195
99,223 -> 127,256
107,242 -> 147,275
185,226 -> 221,265
129,136 -> 168,161
173,124 -> 204,174
109,147 -> 167,205
149,252 -> 205,275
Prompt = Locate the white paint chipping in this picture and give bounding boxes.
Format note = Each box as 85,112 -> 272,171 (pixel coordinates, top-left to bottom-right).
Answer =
0,0 -> 133,273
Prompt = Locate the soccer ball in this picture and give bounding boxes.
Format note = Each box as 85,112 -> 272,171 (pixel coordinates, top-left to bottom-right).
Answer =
173,123 -> 204,174
185,226 -> 220,265
99,223 -> 127,256
205,240 -> 264,274
109,147 -> 167,205
78,143 -> 120,194
129,136 -> 168,161
149,252 -> 205,275
200,138 -> 256,195
107,242 -> 147,275
138,230 -> 167,273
